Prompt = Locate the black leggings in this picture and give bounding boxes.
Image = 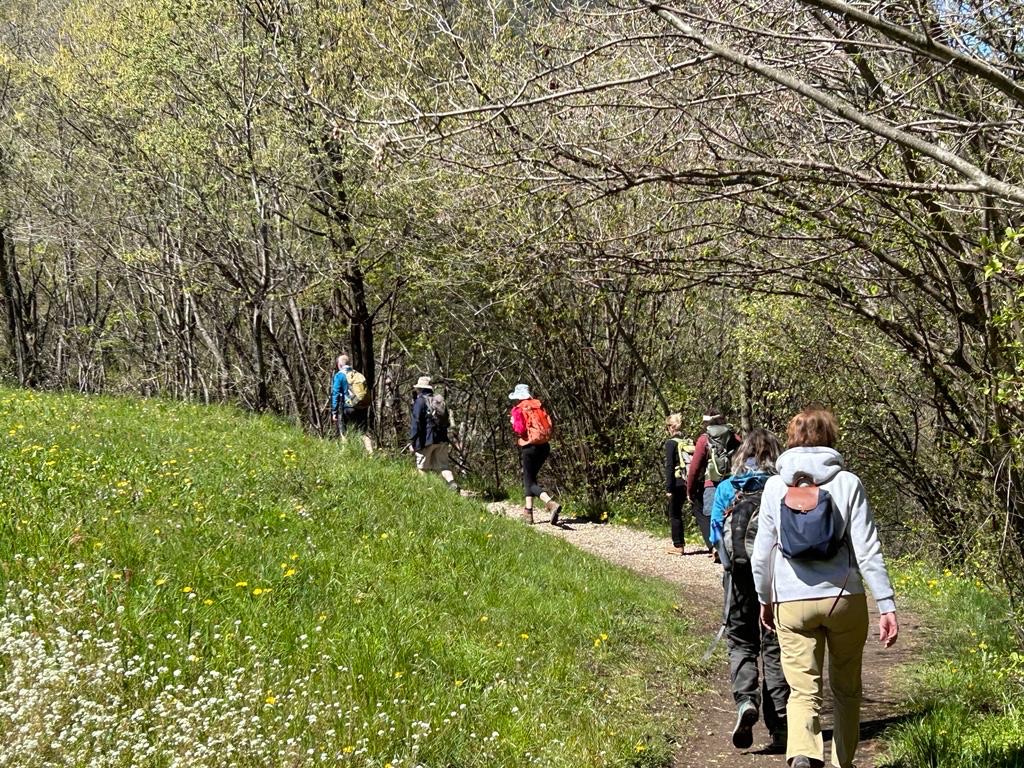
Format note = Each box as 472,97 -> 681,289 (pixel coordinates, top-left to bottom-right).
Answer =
667,487 -> 687,548
520,443 -> 551,498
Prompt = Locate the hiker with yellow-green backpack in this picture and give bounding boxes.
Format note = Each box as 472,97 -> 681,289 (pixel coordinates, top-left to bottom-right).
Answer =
663,413 -> 695,555
331,354 -> 374,452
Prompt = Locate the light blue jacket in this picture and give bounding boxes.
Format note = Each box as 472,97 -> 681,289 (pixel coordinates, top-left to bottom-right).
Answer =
710,462 -> 772,546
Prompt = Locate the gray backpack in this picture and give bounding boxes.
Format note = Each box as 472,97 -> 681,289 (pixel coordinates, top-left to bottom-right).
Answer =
705,425 -> 735,483
427,394 -> 449,430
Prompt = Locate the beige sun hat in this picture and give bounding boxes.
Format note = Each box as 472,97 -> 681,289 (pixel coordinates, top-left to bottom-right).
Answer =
414,375 -> 433,390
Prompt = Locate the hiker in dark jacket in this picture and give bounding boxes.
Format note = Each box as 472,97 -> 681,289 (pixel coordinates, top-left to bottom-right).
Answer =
711,429 -> 789,753
687,407 -> 742,553
408,375 -> 458,492
663,413 -> 695,555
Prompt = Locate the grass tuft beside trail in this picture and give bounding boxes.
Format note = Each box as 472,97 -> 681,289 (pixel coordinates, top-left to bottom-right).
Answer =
880,564 -> 1024,768
0,388 -> 706,768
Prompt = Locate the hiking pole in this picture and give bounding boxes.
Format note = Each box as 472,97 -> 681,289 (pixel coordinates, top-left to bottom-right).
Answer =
701,566 -> 731,662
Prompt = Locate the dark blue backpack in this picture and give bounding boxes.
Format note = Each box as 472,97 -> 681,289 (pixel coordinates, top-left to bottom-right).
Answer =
779,477 -> 845,561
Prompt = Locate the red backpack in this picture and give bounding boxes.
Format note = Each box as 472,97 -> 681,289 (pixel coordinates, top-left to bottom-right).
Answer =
518,399 -> 553,445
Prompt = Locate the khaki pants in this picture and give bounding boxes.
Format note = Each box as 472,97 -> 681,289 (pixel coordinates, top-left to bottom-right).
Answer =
776,594 -> 868,768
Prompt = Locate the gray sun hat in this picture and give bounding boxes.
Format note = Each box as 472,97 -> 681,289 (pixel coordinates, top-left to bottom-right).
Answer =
508,383 -> 532,401
414,375 -> 433,391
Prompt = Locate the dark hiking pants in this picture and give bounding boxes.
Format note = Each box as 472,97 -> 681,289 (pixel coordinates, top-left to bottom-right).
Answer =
725,564 -> 790,735
520,442 -> 551,498
667,487 -> 687,548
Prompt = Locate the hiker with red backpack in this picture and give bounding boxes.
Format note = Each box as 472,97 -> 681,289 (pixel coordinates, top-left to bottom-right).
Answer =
409,376 -> 459,493
710,429 -> 790,754
508,384 -> 561,525
752,408 -> 898,768
687,407 -> 742,555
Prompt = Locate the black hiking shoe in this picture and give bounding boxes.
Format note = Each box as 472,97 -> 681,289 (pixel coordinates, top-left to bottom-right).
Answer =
731,700 -> 758,749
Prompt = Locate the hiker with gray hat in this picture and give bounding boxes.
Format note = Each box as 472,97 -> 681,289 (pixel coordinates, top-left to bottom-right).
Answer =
508,384 -> 561,525
687,406 -> 742,557
409,375 -> 459,492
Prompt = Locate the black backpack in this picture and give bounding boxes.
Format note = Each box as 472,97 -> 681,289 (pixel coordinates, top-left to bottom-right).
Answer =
723,489 -> 763,571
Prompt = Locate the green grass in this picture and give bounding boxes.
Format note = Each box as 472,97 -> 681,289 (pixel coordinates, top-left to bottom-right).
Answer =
880,563 -> 1024,768
0,388 -> 707,767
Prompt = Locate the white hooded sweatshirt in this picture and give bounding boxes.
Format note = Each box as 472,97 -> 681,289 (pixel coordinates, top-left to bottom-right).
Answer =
751,446 -> 896,614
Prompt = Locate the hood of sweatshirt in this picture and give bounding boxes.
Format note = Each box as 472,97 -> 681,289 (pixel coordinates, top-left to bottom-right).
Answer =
776,446 -> 844,485
733,470 -> 772,493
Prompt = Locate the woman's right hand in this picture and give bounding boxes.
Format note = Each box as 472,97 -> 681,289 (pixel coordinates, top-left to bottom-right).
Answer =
879,612 -> 899,647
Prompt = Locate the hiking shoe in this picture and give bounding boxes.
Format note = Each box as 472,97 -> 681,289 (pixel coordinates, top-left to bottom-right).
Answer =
731,700 -> 758,749
545,500 -> 562,525
447,481 -> 460,493
521,507 -> 534,525
789,758 -> 814,768
666,545 -> 684,555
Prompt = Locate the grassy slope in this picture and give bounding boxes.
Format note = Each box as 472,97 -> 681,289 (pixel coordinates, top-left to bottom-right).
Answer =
0,388 -> 706,768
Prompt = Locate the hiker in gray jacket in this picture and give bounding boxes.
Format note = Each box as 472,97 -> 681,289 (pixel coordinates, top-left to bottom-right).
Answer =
751,407 -> 898,768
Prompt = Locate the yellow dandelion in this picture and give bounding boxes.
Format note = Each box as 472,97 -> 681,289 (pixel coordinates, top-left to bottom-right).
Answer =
600,633 -> 608,641
479,615 -> 489,623
394,671 -> 403,679
520,633 -> 529,640
284,568 -> 297,578
318,613 -> 327,621
265,695 -> 277,705
155,578 -> 167,586
454,679 -> 465,687
290,553 -> 299,560
182,586 -> 193,593
342,746 -> 355,754
235,581 -> 248,588
634,743 -> 646,753
380,532 -> 389,540
594,638 -> 602,647
252,588 -> 264,596
203,599 -> 214,606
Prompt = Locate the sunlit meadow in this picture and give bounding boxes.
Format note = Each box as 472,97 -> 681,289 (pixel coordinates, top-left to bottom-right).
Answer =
0,388 -> 706,767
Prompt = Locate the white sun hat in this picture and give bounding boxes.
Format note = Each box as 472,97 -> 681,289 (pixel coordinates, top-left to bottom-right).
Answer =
508,383 -> 532,401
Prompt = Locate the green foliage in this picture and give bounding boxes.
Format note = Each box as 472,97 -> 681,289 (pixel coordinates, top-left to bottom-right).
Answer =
0,387 -> 706,767
880,564 -> 1024,768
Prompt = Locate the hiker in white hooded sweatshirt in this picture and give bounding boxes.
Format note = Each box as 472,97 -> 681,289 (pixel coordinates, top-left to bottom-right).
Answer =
751,408 -> 898,768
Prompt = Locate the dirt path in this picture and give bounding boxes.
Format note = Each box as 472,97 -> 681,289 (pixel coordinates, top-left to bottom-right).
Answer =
486,501 -> 918,768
